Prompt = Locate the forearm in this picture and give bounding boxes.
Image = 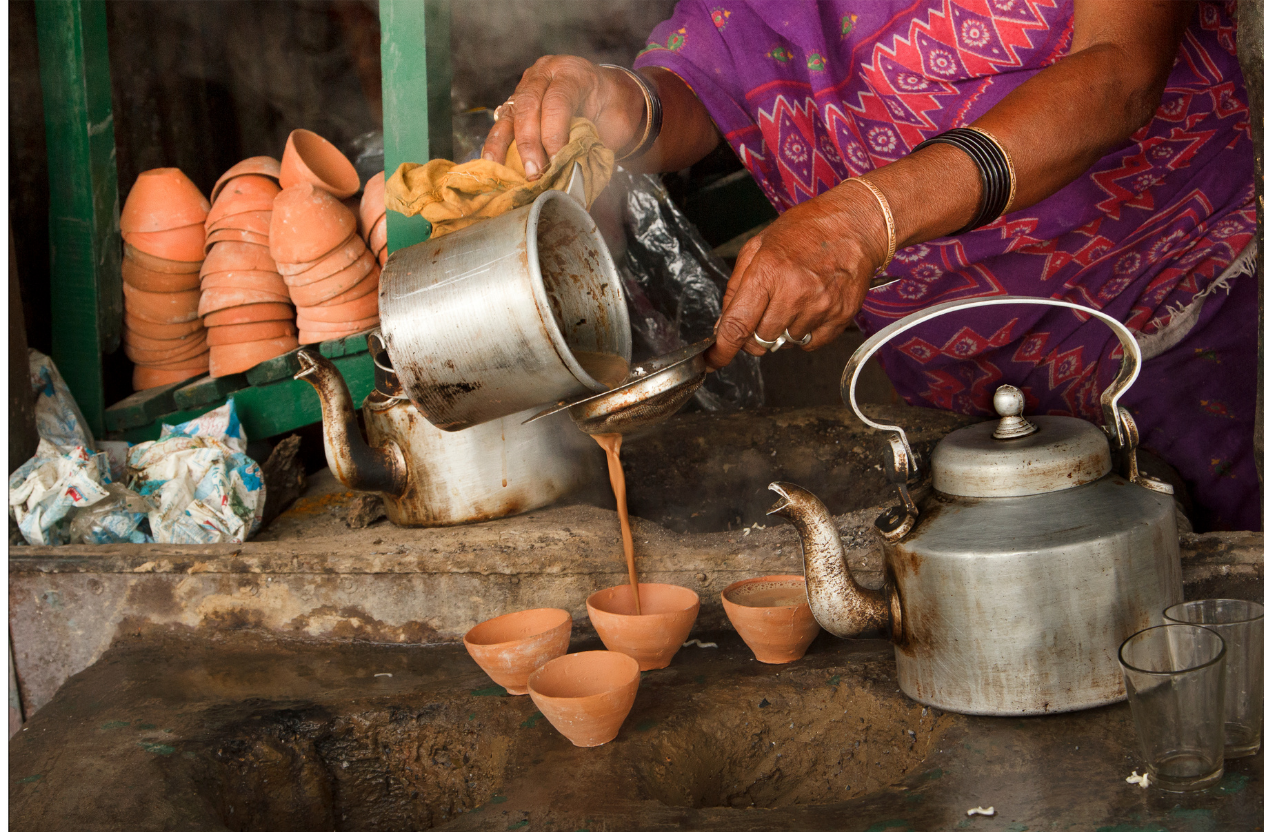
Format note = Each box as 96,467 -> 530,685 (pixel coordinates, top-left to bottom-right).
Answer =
859,1 -> 1192,249
597,65 -> 721,173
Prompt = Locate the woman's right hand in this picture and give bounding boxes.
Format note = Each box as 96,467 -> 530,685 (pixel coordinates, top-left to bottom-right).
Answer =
481,57 -> 646,180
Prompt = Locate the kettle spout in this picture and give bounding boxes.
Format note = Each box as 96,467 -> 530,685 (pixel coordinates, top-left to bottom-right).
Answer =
768,482 -> 890,638
296,350 -> 408,497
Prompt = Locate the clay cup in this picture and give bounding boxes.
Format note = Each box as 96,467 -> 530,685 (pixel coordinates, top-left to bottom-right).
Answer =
586,583 -> 700,671
463,608 -> 573,695
528,651 -> 640,747
721,575 -> 820,664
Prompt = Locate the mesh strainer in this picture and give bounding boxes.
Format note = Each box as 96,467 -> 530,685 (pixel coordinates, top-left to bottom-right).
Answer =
524,338 -> 713,435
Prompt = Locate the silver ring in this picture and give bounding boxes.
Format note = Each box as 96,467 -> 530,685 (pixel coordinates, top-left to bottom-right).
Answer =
752,331 -> 787,352
752,329 -> 810,352
493,98 -> 516,123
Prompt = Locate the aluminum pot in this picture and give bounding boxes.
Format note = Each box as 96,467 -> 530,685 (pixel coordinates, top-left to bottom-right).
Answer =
379,190 -> 632,431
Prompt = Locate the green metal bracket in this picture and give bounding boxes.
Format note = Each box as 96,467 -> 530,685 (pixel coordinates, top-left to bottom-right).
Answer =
35,0 -> 123,438
379,0 -> 452,254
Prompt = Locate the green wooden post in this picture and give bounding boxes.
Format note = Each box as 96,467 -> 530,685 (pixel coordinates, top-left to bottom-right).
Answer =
379,0 -> 453,254
35,0 -> 122,438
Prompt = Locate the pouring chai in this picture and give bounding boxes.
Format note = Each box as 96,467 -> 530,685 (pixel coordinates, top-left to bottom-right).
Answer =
592,432 -> 640,614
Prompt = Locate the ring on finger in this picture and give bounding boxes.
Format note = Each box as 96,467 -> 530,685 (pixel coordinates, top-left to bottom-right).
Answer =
785,330 -> 812,347
492,98 -> 516,122
752,331 -> 788,352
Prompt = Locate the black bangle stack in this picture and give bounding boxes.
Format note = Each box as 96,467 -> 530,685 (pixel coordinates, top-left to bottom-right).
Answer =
912,127 -> 1014,234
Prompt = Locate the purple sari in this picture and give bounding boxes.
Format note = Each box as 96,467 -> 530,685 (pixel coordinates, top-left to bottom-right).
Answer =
636,0 -> 1259,530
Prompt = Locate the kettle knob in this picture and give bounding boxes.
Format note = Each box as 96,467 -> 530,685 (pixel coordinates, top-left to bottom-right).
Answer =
992,384 -> 1038,440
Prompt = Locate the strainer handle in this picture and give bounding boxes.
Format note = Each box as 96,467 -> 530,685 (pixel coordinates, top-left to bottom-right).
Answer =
841,296 -> 1142,479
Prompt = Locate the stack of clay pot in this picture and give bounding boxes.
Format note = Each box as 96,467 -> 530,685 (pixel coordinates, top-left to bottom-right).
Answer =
359,171 -> 388,268
271,129 -> 380,345
199,157 -> 298,377
120,168 -> 212,391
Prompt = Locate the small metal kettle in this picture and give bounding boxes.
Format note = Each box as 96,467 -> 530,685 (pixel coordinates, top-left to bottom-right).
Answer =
772,297 -> 1182,716
296,332 -> 596,527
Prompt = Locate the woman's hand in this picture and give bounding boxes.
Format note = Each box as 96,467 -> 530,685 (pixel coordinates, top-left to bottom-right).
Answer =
482,57 -> 645,179
707,181 -> 890,369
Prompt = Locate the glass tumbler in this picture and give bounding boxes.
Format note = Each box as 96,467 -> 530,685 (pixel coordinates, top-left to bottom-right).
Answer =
1119,623 -> 1226,791
1164,598 -> 1264,758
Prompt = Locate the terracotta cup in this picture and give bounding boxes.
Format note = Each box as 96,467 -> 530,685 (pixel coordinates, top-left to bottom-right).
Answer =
463,608 -> 572,695
280,129 -> 360,198
208,210 -> 273,237
586,584 -> 700,671
211,156 -> 281,204
120,167 -> 210,234
270,182 -> 358,265
206,175 -> 280,224
275,234 -> 363,278
124,313 -> 203,339
122,258 -> 200,293
287,260 -> 375,307
206,320 -> 296,347
124,224 -> 207,263
528,651 -> 640,747
359,170 -> 386,235
125,244 -> 202,274
202,302 -> 293,327
721,575 -> 820,664
209,336 -> 299,377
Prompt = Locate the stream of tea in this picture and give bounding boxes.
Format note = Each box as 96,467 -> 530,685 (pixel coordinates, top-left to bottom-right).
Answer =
592,433 -> 640,614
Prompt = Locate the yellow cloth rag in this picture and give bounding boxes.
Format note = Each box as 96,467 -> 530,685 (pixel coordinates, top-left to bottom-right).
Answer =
384,118 -> 615,239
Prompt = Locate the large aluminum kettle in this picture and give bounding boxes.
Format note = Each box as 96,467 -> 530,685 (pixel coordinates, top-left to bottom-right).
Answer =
771,297 -> 1182,716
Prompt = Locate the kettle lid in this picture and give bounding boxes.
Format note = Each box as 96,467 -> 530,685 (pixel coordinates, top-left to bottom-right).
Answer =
930,385 -> 1112,498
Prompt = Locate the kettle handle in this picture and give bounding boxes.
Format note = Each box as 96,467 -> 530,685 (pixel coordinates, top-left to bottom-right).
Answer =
841,296 -> 1142,479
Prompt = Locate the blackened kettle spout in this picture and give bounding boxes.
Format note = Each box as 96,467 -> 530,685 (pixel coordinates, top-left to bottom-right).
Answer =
768,482 -> 891,638
295,350 -> 408,497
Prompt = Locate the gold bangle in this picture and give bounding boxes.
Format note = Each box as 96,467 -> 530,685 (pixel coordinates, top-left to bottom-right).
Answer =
599,64 -> 656,162
850,177 -> 896,273
964,126 -> 1017,215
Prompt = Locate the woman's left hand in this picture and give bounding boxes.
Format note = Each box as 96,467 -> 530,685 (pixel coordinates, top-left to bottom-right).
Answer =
707,182 -> 890,369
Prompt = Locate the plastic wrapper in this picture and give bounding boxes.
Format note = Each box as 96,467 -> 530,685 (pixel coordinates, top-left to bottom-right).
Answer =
9,352 -> 266,546
128,400 -> 266,545
598,169 -> 763,411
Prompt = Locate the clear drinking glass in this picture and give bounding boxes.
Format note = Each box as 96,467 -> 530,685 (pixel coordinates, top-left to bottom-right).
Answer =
1164,598 -> 1264,758
1118,623 -> 1226,791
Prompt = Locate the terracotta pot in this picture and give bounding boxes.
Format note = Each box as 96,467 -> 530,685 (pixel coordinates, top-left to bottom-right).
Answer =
124,313 -> 203,339
368,214 -> 388,257
279,129 -> 360,198
122,283 -> 201,324
123,326 -> 206,352
721,575 -> 820,664
278,237 -> 368,284
147,352 -> 211,372
586,584 -> 700,671
211,156 -> 281,204
209,336 -> 299,377
201,271 -> 290,297
312,268 -> 378,306
124,224 -> 207,262
202,302 -> 293,327
359,171 -> 386,235
296,308 -> 379,330
205,228 -> 270,253
287,259 -> 375,307
270,183 -> 359,265
295,288 -> 378,323
528,651 -> 640,748
298,319 -> 379,345
122,258 -> 200,293
207,210 -> 273,237
124,244 -> 202,274
125,337 -> 210,366
463,608 -> 572,695
205,320 -> 297,347
201,241 -> 278,277
120,168 -> 210,234
133,364 -> 204,391
207,175 -> 280,223
198,286 -> 291,317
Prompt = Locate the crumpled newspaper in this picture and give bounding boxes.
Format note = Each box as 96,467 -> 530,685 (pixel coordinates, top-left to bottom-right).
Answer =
127,402 -> 266,544
9,350 -> 265,546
